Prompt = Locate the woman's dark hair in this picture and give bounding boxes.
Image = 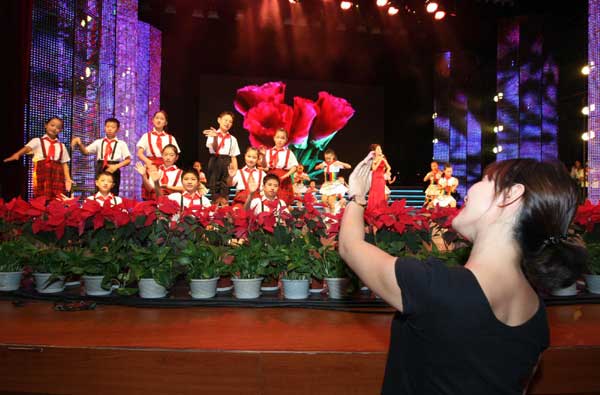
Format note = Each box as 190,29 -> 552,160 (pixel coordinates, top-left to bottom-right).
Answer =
484,159 -> 588,290
369,144 -> 380,152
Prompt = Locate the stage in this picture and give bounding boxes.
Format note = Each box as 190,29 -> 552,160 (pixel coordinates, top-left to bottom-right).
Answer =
1,300 -> 599,394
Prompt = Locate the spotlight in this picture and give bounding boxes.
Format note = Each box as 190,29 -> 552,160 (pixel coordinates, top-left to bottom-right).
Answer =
340,1 -> 353,10
432,112 -> 438,119
432,138 -> 439,144
434,10 -> 445,20
493,95 -> 498,103
388,6 -> 399,15
492,145 -> 503,154
376,0 -> 388,6
426,1 -> 438,13
582,106 -> 590,116
582,65 -> 591,75
582,131 -> 596,141
498,92 -> 503,99
493,125 -> 503,133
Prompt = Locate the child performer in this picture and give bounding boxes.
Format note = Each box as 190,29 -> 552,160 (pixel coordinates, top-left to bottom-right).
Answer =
192,161 -> 208,184
292,164 -> 310,202
423,161 -> 442,208
86,171 -> 123,207
71,118 -> 131,195
435,163 -> 459,208
304,180 -> 318,203
245,174 -> 289,216
136,110 -> 181,200
168,169 -> 211,210
334,175 -> 350,213
4,117 -> 72,199
135,144 -> 183,198
263,128 -> 298,205
315,149 -> 352,213
228,147 -> 267,209
203,111 -> 240,203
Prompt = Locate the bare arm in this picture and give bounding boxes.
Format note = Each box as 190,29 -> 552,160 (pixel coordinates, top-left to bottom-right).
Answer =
335,161 -> 352,169
137,147 -> 152,167
383,159 -> 392,173
4,146 -> 32,162
62,163 -> 73,192
71,137 -> 92,155
314,162 -> 325,170
339,202 -> 404,311
106,157 -> 131,173
282,165 -> 297,180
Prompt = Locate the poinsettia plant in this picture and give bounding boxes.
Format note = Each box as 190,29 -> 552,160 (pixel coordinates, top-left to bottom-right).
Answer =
234,81 -> 355,175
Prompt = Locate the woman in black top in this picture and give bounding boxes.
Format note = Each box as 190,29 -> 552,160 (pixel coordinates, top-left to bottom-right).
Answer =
339,159 -> 587,394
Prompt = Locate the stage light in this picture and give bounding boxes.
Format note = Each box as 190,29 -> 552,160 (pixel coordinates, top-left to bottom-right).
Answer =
583,106 -> 590,116
432,138 -> 439,144
582,65 -> 591,75
85,67 -> 91,78
498,92 -> 503,99
493,95 -> 498,102
492,145 -> 503,154
426,1 -> 438,13
340,1 -> 353,10
432,112 -> 438,119
582,131 -> 596,141
434,10 -> 445,20
493,124 -> 503,133
592,104 -> 597,112
388,6 -> 399,15
376,0 -> 388,7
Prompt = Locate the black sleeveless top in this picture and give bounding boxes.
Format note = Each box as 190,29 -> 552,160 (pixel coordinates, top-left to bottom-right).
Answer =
382,257 -> 549,395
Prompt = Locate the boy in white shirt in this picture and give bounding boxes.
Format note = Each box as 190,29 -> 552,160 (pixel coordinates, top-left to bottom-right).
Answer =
246,174 -> 289,216
72,117 -> 131,195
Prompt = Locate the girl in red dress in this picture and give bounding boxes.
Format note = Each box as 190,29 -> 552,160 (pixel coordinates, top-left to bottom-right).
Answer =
367,144 -> 391,212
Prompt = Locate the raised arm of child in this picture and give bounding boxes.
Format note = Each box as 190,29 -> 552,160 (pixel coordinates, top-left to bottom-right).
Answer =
4,146 -> 32,162
244,177 -> 259,211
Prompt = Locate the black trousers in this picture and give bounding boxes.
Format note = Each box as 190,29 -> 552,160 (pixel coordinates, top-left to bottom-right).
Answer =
207,155 -> 231,202
95,160 -> 121,196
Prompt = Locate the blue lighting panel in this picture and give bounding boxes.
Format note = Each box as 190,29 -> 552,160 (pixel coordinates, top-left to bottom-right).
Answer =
497,19 -> 520,161
541,57 -> 558,161
518,28 -> 542,160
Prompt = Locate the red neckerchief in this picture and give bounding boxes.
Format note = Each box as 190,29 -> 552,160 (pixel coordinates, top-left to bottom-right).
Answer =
240,166 -> 261,191
147,130 -> 172,157
42,136 -> 60,162
102,138 -> 115,168
269,147 -> 290,169
215,131 -> 230,156
183,191 -> 200,200
159,165 -> 178,185
95,193 -> 114,204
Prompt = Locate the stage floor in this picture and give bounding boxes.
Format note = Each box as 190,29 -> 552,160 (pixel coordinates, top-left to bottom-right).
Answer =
1,301 -> 600,394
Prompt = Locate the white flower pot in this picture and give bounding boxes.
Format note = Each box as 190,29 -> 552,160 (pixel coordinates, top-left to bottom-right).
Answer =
584,274 -> 600,294
232,277 -> 263,299
82,275 -> 112,296
138,278 -> 168,298
325,277 -> 349,299
33,273 -> 65,294
189,278 -> 219,299
0,271 -> 22,291
282,279 -> 310,299
550,282 -> 577,297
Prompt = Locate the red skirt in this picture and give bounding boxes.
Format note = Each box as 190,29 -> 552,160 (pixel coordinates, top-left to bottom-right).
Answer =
33,160 -> 65,200
269,168 -> 294,205
142,157 -> 164,200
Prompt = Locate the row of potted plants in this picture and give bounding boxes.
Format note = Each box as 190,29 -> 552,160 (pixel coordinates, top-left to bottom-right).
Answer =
1,196 -> 600,299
